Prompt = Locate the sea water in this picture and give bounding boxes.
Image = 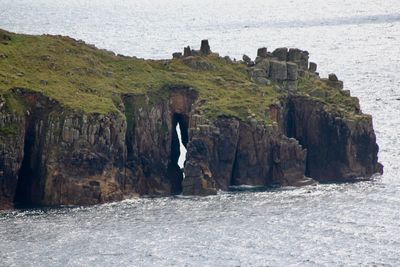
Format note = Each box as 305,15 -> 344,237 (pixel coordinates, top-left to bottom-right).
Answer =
0,0 -> 400,266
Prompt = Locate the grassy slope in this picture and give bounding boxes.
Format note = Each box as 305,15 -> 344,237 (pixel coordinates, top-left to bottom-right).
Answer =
0,28 -> 360,123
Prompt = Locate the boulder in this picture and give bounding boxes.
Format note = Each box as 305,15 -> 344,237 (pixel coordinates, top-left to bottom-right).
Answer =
255,58 -> 270,73
183,46 -> 192,57
223,56 -> 233,64
328,73 -> 338,81
272,47 -> 288,61
269,60 -> 287,81
257,47 -> 268,58
242,54 -> 251,64
287,48 -> 302,62
200,39 -> 211,55
299,51 -> 309,69
309,62 -> 317,72
172,52 -> 182,59
287,62 -> 298,81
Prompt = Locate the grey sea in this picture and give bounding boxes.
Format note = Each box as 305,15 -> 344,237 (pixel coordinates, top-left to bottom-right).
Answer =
1,0 -> 400,266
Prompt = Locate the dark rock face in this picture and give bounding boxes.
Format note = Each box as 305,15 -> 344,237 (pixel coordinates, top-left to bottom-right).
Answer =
182,116 -> 315,195
183,46 -> 192,57
0,86 -> 383,209
0,112 -> 25,209
284,96 -> 383,181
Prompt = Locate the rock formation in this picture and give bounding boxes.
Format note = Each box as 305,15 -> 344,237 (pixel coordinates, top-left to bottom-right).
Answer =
0,29 -> 383,209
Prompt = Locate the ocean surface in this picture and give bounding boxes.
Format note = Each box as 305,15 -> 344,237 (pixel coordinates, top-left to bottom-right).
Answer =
1,0 -> 400,266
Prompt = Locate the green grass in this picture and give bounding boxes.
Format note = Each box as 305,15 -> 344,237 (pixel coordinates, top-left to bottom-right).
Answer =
0,28 -> 361,123
297,74 -> 361,118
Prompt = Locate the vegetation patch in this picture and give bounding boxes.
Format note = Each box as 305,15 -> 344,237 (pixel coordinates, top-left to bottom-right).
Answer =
0,28 -> 362,124
0,123 -> 19,136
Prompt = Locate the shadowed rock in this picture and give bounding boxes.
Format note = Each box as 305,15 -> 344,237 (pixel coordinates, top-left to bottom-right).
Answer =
200,40 -> 211,55
183,46 -> 192,57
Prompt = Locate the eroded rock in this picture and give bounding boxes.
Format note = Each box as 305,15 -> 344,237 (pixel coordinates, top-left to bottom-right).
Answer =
270,60 -> 287,81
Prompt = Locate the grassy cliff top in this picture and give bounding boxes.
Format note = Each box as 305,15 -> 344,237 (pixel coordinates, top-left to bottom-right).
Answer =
0,28 -> 361,122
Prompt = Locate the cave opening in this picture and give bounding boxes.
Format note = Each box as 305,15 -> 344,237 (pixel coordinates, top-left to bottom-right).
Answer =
167,113 -> 189,195
13,122 -> 37,208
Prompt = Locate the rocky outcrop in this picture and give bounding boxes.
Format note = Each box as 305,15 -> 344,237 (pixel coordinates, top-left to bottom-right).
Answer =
284,96 -> 383,182
0,38 -> 383,210
1,89 -> 129,208
182,116 -> 315,195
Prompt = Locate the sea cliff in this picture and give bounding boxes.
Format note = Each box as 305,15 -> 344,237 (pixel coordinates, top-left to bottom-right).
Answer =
0,29 -> 383,209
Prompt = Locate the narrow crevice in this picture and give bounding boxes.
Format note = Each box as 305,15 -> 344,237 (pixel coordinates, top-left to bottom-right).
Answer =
12,92 -> 52,208
122,95 -> 136,170
229,141 -> 240,186
167,113 -> 189,195
285,100 -> 296,139
13,117 -> 37,208
284,99 -> 311,177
